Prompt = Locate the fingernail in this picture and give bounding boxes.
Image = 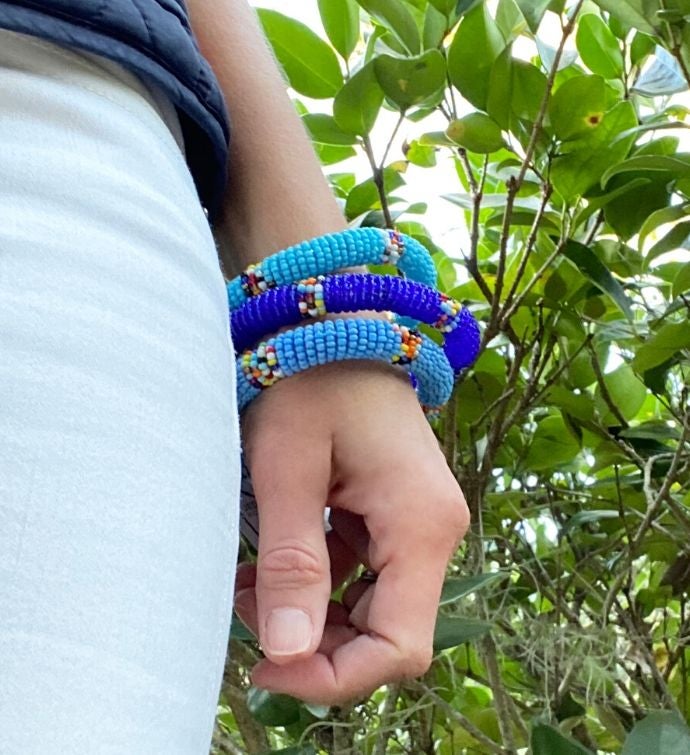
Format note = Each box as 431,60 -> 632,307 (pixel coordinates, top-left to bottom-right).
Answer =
264,608 -> 313,656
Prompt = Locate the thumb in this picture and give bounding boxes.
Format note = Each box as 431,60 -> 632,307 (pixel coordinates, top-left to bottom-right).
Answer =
248,421 -> 333,666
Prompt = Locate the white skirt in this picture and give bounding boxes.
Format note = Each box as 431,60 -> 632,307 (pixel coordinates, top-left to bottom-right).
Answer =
0,28 -> 241,753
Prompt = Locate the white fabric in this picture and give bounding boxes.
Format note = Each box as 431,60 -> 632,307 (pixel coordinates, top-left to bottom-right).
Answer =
0,28 -> 241,753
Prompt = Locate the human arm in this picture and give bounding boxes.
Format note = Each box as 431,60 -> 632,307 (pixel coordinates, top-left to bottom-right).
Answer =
186,0 -> 470,705
186,0 -> 346,274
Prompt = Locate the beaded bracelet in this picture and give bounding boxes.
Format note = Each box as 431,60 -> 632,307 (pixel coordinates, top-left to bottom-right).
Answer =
230,273 -> 480,372
226,227 -> 437,310
237,318 -> 454,412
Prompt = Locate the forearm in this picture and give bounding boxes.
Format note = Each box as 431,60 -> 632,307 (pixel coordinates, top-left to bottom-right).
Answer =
186,0 -> 347,276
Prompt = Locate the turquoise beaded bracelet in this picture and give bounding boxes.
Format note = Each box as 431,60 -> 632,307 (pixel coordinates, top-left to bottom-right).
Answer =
226,227 -> 437,310
237,318 -> 454,413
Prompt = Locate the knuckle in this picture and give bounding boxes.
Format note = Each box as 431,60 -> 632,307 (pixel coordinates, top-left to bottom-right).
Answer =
259,543 -> 326,590
413,486 -> 470,551
399,644 -> 434,679
442,489 -> 471,538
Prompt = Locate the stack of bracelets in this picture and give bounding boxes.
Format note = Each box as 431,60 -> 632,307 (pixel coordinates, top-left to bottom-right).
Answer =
226,226 -> 481,417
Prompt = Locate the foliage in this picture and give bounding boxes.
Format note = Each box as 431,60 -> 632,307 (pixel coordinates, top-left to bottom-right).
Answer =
213,1 -> 690,752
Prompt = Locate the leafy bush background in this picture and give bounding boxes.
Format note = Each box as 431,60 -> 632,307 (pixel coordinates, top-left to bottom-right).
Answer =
212,1 -> 690,752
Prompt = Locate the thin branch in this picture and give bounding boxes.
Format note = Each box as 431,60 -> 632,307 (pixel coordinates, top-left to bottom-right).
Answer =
380,112 -> 405,169
409,682 -> 508,755
499,182 -> 554,317
373,683 -> 401,755
492,177 -> 520,326
480,634 -> 518,754
362,136 -> 394,227
222,641 -> 270,754
588,342 -> 629,428
514,0 -> 586,190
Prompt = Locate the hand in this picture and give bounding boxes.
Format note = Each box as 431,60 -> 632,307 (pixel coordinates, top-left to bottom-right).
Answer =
233,360 -> 470,705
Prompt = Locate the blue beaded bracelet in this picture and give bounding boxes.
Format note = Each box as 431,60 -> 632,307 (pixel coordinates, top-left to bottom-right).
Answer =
231,273 -> 480,372
226,227 -> 437,310
237,318 -> 454,412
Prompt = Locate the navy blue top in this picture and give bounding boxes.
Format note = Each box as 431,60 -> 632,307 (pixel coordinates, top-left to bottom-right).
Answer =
0,0 -> 230,225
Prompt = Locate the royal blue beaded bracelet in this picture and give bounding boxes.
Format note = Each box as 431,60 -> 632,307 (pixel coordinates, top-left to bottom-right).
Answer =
230,273 -> 480,372
226,227 -> 437,310
237,318 -> 454,412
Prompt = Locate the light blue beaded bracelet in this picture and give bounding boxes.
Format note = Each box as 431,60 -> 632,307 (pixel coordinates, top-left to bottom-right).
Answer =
226,227 -> 437,311
237,318 -> 454,413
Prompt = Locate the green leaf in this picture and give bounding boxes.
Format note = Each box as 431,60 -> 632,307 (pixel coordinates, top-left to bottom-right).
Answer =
313,143 -> 357,165
622,711 -> 690,755
429,0 -> 458,14
647,220 -> 690,267
602,154 -> 690,187
333,61 -> 384,135
525,415 -> 581,471
497,0 -> 528,43
600,365 -> 648,422
446,112 -> 505,153
515,0 -> 551,32
563,510 -> 620,532
487,47 -> 513,128
511,60 -> 548,121
604,178 -> 670,240
345,167 -> 406,218
423,3 -> 446,49
550,75 -> 607,141
406,140 -> 437,166
638,203 -> 690,252
633,322 -> 690,372
591,0 -> 660,37
532,722 -> 595,754
318,0 -> 360,59
546,385 -> 596,421
357,0 -> 421,53
419,130 -> 456,146
247,687 -> 302,726
563,240 -> 633,319
576,14 -> 624,79
302,113 -> 358,145
620,421 -> 680,441
373,50 -> 446,110
673,263 -> 690,297
440,573 -> 506,605
631,32 -> 656,66
267,746 -> 317,755
448,3 -> 506,110
574,177 -> 651,230
433,616 -> 492,652
551,101 -> 638,198
257,9 -> 343,98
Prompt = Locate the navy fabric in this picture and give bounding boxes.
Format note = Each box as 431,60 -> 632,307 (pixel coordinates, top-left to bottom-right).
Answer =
0,0 -> 230,224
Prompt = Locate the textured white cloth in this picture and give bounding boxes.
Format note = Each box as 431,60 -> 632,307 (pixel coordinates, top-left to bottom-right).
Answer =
0,28 -> 240,753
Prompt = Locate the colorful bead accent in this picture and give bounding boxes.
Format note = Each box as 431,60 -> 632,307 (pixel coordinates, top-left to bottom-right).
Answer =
391,327 -> 422,365
230,273 -> 480,372
297,276 -> 327,318
240,264 -> 269,297
382,229 -> 405,265
226,227 -> 437,310
433,293 -> 463,332
240,341 -> 282,389
236,318 -> 455,412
